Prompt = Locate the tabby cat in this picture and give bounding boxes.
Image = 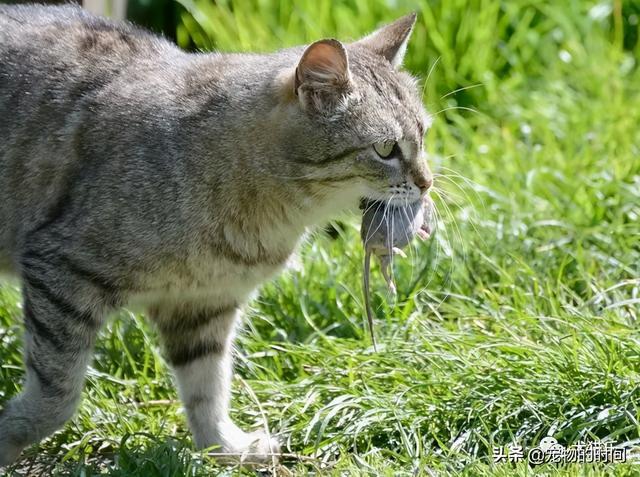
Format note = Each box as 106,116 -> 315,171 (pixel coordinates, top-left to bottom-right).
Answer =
0,5 -> 432,465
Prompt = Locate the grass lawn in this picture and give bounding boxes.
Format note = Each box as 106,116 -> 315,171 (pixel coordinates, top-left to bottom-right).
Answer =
1,0 -> 640,475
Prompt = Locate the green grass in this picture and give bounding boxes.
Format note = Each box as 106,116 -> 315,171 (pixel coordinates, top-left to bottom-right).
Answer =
2,0 -> 640,475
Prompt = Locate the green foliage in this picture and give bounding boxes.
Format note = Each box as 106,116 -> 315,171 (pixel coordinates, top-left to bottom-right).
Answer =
2,0 -> 640,475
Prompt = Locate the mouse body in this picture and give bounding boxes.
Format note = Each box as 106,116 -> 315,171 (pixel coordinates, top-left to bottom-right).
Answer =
360,195 -> 434,350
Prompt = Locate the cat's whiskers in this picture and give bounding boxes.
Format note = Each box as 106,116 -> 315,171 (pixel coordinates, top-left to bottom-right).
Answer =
431,105 -> 481,118
439,82 -> 484,100
383,193 -> 395,254
432,170 -> 486,246
399,195 -> 417,286
363,199 -> 387,249
388,194 -> 396,284
361,197 -> 384,221
423,187 -> 465,302
430,180 -> 465,206
423,197 -> 443,286
413,193 -> 455,313
435,187 -> 466,261
436,165 -> 487,196
421,56 -> 441,102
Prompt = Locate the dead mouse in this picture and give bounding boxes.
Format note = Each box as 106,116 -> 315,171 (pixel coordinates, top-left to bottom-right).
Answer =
360,195 -> 434,350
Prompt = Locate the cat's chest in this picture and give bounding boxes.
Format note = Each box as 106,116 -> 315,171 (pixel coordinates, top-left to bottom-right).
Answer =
187,247 -> 290,295
128,206 -> 307,308
128,240 -> 295,308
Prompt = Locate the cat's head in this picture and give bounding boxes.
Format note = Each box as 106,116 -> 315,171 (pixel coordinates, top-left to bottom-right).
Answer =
278,13 -> 432,207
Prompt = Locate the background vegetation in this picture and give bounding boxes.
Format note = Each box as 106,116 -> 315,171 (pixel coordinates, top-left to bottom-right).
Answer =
1,0 -> 640,475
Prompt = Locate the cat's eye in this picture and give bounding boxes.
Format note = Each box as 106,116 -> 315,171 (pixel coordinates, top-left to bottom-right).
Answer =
373,141 -> 396,159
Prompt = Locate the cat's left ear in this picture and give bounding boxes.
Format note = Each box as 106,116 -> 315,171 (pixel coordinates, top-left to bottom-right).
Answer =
356,12 -> 417,69
294,39 -> 351,110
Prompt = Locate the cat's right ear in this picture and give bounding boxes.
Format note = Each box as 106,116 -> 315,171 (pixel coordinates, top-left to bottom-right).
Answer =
294,39 -> 351,111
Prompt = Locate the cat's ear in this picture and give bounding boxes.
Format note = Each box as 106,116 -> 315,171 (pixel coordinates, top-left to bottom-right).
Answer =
294,39 -> 351,109
356,13 -> 417,68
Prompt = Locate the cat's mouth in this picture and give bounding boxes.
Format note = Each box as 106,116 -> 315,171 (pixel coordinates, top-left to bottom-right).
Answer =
361,193 -> 423,207
359,192 -> 433,212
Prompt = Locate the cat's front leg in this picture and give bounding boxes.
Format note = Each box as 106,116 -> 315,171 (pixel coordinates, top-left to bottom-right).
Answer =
150,302 -> 280,462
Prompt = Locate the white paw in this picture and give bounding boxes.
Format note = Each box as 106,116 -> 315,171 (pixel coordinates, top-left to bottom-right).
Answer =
205,422 -> 281,466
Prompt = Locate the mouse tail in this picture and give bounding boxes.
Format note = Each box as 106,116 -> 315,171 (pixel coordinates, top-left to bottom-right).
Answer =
363,251 -> 378,352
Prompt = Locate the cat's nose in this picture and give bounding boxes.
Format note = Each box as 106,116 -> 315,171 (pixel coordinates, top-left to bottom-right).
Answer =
414,174 -> 433,194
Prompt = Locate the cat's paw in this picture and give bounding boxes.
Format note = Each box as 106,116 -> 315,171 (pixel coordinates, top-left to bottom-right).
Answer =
247,430 -> 281,459
204,422 -> 281,466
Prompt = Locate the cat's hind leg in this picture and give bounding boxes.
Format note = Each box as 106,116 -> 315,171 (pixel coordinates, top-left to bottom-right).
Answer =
151,302 -> 280,463
0,255 -> 108,466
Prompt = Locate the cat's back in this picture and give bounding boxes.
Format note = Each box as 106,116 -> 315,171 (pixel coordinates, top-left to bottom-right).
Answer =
0,4 -> 170,60
1,4 -> 178,104
0,4 -> 179,131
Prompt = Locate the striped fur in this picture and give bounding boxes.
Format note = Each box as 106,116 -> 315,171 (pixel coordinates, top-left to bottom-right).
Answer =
0,5 -> 430,465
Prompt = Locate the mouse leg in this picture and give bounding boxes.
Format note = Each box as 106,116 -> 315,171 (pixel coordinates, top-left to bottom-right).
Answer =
392,247 -> 407,258
417,228 -> 430,240
378,255 -> 396,295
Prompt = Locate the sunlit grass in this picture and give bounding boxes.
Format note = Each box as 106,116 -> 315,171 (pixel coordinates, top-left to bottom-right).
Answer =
1,0 -> 639,475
